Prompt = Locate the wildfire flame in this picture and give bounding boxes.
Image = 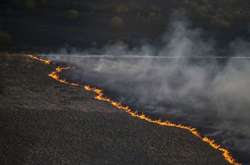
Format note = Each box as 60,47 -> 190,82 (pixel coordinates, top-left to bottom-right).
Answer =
27,54 -> 52,64
27,55 -> 241,165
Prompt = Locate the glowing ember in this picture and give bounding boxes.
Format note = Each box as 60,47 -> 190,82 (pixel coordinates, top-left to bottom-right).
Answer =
27,54 -> 52,64
28,55 -> 241,165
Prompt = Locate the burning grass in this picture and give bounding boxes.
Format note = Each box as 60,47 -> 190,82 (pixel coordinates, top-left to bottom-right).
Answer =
27,55 -> 241,165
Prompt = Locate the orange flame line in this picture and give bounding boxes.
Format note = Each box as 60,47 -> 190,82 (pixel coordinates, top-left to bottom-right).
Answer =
27,54 -> 52,64
28,55 -> 241,165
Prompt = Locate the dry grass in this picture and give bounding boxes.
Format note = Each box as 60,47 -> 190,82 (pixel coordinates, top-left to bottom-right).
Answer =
0,54 -> 228,165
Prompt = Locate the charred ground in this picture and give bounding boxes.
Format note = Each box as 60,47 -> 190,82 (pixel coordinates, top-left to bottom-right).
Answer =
0,54 -> 230,165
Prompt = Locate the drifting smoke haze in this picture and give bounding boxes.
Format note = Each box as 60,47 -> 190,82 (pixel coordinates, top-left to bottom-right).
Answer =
46,20 -> 250,163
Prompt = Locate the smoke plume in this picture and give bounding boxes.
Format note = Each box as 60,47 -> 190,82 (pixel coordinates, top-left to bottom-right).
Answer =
45,20 -> 250,163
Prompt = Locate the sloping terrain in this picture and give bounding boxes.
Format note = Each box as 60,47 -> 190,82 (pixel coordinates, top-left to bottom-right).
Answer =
0,54 -> 229,165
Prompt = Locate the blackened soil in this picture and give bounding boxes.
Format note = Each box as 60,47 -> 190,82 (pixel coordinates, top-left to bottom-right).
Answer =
0,54 -> 228,165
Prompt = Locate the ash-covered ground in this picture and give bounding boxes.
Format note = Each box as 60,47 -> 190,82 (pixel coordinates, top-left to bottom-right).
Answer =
0,54 -> 230,165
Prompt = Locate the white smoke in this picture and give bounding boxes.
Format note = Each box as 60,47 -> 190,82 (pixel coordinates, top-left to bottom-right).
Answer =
45,20 -> 250,160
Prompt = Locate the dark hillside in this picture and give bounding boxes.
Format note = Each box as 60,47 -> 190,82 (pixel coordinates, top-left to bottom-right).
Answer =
0,54 -> 229,165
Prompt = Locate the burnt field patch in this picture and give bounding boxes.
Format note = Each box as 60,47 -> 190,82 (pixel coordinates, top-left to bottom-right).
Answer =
0,54 -> 229,165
